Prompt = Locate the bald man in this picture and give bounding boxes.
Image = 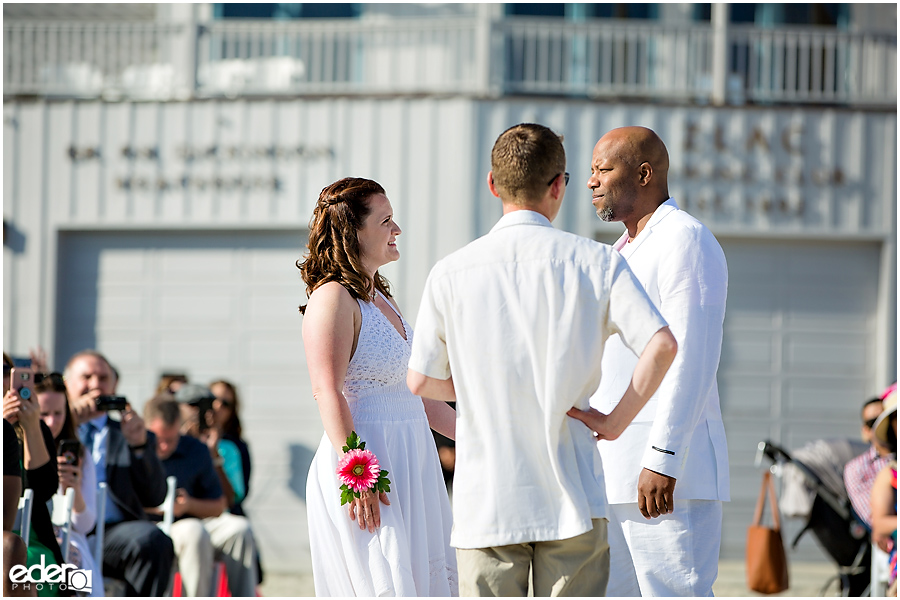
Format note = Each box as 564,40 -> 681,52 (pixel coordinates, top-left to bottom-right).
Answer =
570,127 -> 730,596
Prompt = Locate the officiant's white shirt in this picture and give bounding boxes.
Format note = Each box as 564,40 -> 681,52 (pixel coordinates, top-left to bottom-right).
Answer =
409,210 -> 667,549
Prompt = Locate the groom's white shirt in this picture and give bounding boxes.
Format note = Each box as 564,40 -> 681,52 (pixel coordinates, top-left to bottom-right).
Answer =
409,210 -> 667,549
592,198 -> 730,503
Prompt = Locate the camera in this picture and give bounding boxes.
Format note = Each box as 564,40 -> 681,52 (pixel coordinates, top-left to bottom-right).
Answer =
95,395 -> 128,412
174,384 -> 216,433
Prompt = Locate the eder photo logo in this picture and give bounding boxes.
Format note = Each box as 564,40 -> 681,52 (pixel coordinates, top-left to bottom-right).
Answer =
8,556 -> 92,594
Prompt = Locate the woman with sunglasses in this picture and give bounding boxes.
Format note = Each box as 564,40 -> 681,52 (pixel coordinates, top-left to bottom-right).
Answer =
35,373 -> 103,597
209,380 -> 252,516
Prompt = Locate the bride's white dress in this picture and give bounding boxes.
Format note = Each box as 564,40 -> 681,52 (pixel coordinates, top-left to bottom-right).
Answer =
306,291 -> 458,597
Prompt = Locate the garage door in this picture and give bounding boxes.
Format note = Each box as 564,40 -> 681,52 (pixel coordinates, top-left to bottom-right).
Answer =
55,230 -> 322,571
719,238 -> 881,560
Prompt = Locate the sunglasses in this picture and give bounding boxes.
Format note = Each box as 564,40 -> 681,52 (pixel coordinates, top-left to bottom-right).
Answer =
547,172 -> 570,187
864,418 -> 878,429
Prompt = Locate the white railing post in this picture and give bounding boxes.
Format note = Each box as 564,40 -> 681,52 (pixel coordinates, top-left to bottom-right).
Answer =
474,4 -> 501,97
157,3 -> 200,99
710,3 -> 729,105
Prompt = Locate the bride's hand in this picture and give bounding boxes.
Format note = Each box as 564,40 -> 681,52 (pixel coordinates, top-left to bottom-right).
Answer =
348,490 -> 391,533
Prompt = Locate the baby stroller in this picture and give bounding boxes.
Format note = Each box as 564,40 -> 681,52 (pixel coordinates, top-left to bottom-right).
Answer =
756,438 -> 872,596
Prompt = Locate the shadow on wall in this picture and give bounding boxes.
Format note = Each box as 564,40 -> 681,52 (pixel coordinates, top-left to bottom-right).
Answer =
289,443 -> 316,500
3,220 -> 27,254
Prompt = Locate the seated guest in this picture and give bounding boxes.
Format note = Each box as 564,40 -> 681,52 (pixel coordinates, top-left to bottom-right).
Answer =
208,381 -> 252,516
155,372 -> 188,396
35,373 -> 103,596
870,390 -> 897,595
144,395 -> 258,597
845,395 -> 893,529
3,355 -> 63,597
64,350 -> 174,597
4,414 -> 31,598
207,380 -> 264,585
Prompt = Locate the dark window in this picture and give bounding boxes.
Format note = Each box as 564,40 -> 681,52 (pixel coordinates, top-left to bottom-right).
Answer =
507,4 -> 658,20
729,3 -> 757,23
693,4 -> 711,22
507,4 -> 566,18
214,3 -> 359,19
726,3 -> 848,26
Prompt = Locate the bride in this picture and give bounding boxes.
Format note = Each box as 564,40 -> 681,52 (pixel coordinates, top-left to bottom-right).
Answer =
298,177 -> 458,596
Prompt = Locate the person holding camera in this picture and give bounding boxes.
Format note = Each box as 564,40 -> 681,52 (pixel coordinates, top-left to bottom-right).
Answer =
144,393 -> 258,597
64,350 -> 174,597
3,355 -> 65,587
36,372 -> 103,596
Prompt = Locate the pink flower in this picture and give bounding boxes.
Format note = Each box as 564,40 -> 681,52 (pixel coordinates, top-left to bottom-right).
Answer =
336,449 -> 381,493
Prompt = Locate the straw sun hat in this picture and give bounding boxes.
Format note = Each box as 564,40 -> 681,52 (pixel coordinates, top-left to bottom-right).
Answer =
873,388 -> 897,445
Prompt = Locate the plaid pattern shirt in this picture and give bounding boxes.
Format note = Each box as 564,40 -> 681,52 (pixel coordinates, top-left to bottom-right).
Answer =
844,445 -> 891,528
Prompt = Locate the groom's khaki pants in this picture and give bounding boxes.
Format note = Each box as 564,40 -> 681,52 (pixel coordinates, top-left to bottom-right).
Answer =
456,518 -> 609,597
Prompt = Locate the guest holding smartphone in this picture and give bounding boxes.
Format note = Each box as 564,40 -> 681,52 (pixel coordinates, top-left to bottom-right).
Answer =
36,372 -> 103,596
3,358 -> 63,596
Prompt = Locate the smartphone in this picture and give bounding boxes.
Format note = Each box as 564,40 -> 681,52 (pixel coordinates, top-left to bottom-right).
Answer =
58,439 -> 81,466
10,367 -> 35,401
95,395 -> 128,412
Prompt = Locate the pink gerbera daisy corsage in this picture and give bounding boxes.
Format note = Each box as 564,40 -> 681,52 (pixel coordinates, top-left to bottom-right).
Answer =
336,449 -> 381,493
335,431 -> 392,505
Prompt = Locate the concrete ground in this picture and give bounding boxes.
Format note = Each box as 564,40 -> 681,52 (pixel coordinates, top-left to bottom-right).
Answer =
258,559 -> 839,597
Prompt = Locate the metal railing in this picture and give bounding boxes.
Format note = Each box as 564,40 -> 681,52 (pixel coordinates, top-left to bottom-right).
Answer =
3,17 -> 896,107
196,18 -> 487,96
728,25 -> 897,106
496,19 -> 713,100
4,21 -> 188,98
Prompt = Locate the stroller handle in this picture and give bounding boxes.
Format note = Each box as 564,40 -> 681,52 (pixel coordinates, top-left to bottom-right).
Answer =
755,440 -> 792,468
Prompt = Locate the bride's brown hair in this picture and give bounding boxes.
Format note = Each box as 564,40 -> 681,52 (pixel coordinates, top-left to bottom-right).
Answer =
297,177 -> 393,314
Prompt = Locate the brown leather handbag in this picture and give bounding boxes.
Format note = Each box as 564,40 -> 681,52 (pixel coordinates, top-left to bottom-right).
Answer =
746,470 -> 790,594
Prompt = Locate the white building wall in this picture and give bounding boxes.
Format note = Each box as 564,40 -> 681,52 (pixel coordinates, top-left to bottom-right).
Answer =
3,97 -> 896,569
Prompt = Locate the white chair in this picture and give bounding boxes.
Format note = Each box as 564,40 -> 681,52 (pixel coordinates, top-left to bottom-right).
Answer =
871,544 -> 890,597
160,475 -> 177,536
13,488 -> 34,546
93,482 -> 107,566
49,487 -> 76,563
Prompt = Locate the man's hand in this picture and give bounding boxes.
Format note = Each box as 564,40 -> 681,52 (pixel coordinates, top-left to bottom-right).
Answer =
173,488 -> 191,518
638,468 -> 676,519
69,393 -> 101,427
28,347 -> 49,375
120,408 -> 148,448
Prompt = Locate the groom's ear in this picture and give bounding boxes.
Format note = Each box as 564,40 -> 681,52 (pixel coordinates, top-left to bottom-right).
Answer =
487,171 -> 501,198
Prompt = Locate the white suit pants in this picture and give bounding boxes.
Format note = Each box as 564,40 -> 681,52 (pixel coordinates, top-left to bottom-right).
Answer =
169,513 -> 258,597
606,499 -> 722,597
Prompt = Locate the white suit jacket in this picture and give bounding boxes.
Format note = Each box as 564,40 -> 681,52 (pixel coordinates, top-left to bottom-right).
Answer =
592,199 -> 731,503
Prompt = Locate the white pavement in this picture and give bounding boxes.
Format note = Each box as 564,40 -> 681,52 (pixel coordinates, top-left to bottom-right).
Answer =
258,559 -> 839,597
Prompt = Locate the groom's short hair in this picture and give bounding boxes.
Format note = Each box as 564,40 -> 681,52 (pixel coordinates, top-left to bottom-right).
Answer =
491,123 -> 565,206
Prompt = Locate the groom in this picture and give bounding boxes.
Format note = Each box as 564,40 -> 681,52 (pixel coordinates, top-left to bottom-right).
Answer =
408,123 -> 678,596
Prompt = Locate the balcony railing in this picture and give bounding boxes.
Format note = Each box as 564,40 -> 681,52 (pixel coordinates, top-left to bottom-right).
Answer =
3,17 -> 896,107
